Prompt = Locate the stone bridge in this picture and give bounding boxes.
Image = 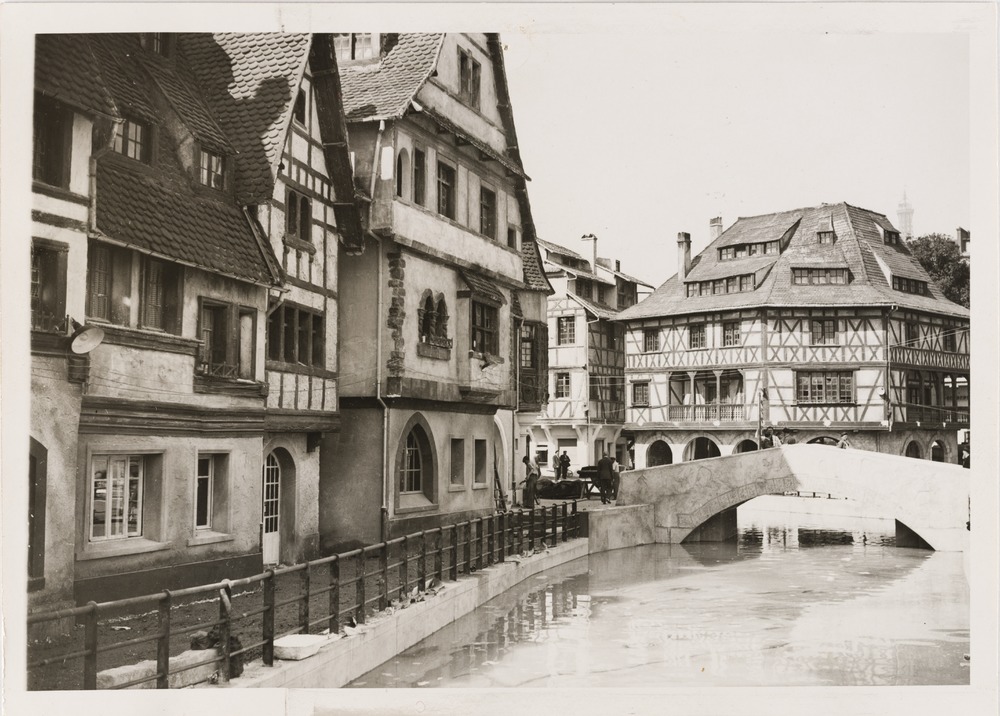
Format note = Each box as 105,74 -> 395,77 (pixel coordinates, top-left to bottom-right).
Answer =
617,444 -> 970,551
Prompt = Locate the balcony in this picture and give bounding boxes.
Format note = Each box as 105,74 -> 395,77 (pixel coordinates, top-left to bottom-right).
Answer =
900,403 -> 970,425
667,403 -> 747,422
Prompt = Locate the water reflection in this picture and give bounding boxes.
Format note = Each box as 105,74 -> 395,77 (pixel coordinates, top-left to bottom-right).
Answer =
348,499 -> 969,688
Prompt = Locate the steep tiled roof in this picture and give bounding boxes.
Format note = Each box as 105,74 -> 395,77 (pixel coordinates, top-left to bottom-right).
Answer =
142,56 -> 233,154
460,270 -> 507,305
95,160 -> 273,283
88,35 -> 160,123
34,34 -> 118,117
619,203 -> 969,321
537,237 -> 586,262
181,33 -> 311,204
339,34 -> 443,121
543,257 -> 616,286
520,236 -> 551,293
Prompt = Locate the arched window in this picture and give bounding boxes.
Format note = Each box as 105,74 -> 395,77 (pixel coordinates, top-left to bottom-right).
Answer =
400,428 -> 425,493
396,149 -> 410,199
930,441 -> 945,462
435,296 -> 449,338
904,441 -> 923,459
419,294 -> 436,341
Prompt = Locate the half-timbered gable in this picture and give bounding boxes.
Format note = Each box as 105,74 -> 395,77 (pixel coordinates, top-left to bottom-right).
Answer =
618,203 -> 970,468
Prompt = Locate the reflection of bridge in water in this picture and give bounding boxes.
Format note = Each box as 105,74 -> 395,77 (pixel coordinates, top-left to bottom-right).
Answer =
618,444 -> 969,551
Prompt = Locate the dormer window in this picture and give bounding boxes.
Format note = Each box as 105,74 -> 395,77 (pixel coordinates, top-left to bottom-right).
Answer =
113,117 -> 151,163
892,276 -> 928,295
884,230 -> 901,245
197,147 -> 225,189
140,33 -> 172,57
458,48 -> 481,109
334,33 -> 375,62
817,216 -> 835,244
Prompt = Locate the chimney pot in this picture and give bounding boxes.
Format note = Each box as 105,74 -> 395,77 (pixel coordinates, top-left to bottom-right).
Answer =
677,232 -> 692,281
709,216 -> 723,241
615,259 -> 621,272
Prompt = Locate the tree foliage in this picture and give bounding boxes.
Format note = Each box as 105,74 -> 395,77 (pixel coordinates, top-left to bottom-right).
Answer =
906,233 -> 970,308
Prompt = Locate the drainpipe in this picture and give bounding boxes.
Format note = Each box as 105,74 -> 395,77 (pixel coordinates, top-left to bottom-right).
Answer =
369,121 -> 391,542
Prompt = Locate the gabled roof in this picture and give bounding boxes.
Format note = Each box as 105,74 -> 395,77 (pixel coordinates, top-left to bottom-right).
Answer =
568,293 -> 620,321
181,33 -> 312,205
34,34 -> 119,118
618,202 -> 969,321
339,34 -> 443,122
537,237 -> 586,262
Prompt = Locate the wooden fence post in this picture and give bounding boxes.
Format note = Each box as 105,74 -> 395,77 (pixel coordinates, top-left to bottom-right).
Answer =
464,522 -> 472,574
450,525 -> 459,581
300,566 -> 311,634
399,535 -> 409,600
83,601 -> 98,690
263,569 -> 275,666
218,580 -> 232,683
356,551 -> 366,624
380,543 -> 390,610
550,504 -> 557,547
561,502 -> 568,542
434,529 -> 443,580
419,531 -> 427,590
156,590 -> 171,689
328,557 -> 340,635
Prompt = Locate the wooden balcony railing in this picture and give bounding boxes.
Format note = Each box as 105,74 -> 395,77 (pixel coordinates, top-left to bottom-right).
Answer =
666,403 -> 747,421
901,403 -> 970,424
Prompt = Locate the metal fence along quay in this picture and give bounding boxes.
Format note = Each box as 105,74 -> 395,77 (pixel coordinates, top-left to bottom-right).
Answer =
27,502 -> 581,690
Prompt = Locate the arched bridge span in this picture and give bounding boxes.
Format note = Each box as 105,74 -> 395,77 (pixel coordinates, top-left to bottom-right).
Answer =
617,444 -> 969,551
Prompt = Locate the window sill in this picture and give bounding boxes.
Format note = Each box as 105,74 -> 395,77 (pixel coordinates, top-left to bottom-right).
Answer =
78,538 -> 171,561
686,347 -> 709,352
100,324 -> 197,355
448,483 -> 466,492
417,342 -> 452,361
193,374 -> 268,397
187,531 -> 235,547
397,493 -> 438,514
468,351 -> 505,364
283,234 -> 317,255
32,180 -> 88,205
472,483 -> 488,490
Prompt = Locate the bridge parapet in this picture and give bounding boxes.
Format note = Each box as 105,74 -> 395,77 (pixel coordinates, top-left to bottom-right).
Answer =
617,444 -> 969,551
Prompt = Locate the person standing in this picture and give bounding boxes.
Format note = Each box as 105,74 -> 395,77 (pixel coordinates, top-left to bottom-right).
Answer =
558,450 -> 571,479
521,455 -> 539,508
597,453 -> 615,505
610,455 -> 621,501
836,433 -> 852,449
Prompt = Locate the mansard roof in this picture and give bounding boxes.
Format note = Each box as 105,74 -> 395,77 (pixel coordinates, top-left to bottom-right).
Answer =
618,202 -> 970,321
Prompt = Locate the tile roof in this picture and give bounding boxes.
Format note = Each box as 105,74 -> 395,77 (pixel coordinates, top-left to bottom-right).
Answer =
95,160 -> 273,284
34,34 -> 118,117
180,33 -> 311,204
684,255 -> 777,282
543,257 -> 616,286
603,265 -> 654,288
618,202 -> 969,321
460,270 -> 507,306
141,56 -> 233,155
520,236 -> 551,293
88,35 -> 161,124
568,293 -> 620,321
339,34 -> 443,121
537,237 -> 586,262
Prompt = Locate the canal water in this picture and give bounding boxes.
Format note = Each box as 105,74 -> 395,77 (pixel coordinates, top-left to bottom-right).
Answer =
348,497 -> 970,687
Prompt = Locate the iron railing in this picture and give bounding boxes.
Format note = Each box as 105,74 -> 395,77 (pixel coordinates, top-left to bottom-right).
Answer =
27,502 -> 581,690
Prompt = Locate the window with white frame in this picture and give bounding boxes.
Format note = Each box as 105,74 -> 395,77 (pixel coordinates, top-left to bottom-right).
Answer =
557,315 -> 575,345
450,439 -> 465,485
480,185 -> 497,239
400,428 -> 424,493
334,33 -> 375,61
474,439 -> 487,484
471,301 -> 498,354
458,48 -> 481,109
195,454 -> 228,531
197,147 -> 225,189
723,321 -> 741,347
437,161 -> 456,220
90,454 -> 146,541
555,372 -> 571,399
689,324 -> 706,349
643,328 -> 659,352
795,371 -> 854,404
632,381 -> 650,407
113,116 -> 151,163
809,318 -> 838,345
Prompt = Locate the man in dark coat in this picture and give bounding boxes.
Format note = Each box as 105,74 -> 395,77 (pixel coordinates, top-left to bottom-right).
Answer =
597,453 -> 615,504
558,451 -> 571,479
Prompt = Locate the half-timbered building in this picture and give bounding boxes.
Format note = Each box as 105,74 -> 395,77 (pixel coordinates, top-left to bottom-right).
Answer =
325,33 -> 551,545
617,204 -> 970,467
520,236 -> 652,474
29,33 -> 360,608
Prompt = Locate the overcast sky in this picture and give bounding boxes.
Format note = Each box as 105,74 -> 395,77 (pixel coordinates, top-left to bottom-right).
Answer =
501,30 -> 970,286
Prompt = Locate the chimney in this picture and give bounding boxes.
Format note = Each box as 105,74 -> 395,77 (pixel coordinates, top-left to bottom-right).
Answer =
709,216 -> 723,241
615,260 -> 621,272
581,234 -> 598,272
677,232 -> 692,281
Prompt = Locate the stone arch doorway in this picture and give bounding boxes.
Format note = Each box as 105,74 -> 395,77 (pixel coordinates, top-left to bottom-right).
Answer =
646,440 -> 672,467
684,436 -> 721,461
930,441 -> 945,462
734,439 -> 758,454
808,436 -> 838,446
904,441 -> 923,459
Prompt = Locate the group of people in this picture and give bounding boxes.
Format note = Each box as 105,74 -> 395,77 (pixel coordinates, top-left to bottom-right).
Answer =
519,450 -> 622,508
